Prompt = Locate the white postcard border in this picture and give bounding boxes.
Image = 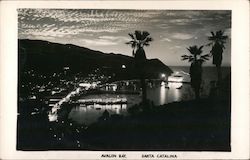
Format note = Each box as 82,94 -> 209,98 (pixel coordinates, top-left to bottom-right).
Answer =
0,1 -> 249,159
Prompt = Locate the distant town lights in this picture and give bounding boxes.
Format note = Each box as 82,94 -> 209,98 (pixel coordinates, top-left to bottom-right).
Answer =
63,66 -> 70,70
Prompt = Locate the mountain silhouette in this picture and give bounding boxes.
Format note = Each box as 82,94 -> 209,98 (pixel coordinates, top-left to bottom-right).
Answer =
18,39 -> 173,80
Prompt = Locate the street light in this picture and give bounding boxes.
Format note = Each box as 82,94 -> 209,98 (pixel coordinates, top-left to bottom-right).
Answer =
161,73 -> 166,82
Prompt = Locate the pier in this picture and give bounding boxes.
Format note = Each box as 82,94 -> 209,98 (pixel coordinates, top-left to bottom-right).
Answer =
77,98 -> 127,105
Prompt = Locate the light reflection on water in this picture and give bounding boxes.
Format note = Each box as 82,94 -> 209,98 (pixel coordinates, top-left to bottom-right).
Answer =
68,83 -> 195,125
172,86 -> 181,102
146,82 -> 193,106
51,67 -> 231,125
68,104 -> 127,125
160,84 -> 167,105
68,94 -> 140,125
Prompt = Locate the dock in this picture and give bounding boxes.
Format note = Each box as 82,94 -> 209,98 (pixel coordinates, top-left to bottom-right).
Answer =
77,98 -> 127,105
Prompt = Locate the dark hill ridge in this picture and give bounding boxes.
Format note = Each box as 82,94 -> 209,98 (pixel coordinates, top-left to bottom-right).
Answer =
18,39 -> 173,79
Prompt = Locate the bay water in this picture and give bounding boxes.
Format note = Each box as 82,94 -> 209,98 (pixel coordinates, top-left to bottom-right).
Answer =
68,66 -> 231,125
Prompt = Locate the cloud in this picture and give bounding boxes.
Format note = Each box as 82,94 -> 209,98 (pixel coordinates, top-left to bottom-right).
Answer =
74,35 -> 131,47
161,38 -> 172,42
80,38 -> 118,46
205,32 -> 212,37
169,19 -> 192,25
21,27 -> 77,38
170,45 -> 182,49
99,36 -> 130,42
18,9 -> 164,37
224,28 -> 231,39
157,23 -> 171,29
18,9 -> 231,52
77,35 -> 131,47
205,28 -> 231,39
171,33 -> 194,40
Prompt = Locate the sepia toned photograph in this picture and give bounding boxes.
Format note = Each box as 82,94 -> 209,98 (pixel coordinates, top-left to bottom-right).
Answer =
17,9 -> 232,151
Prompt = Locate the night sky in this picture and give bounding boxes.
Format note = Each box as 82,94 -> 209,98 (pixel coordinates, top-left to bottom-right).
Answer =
18,9 -> 231,66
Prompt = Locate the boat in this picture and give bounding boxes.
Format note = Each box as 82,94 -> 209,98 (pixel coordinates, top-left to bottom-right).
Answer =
167,82 -> 183,89
176,85 -> 182,89
168,74 -> 183,82
168,71 -> 190,83
167,71 -> 189,89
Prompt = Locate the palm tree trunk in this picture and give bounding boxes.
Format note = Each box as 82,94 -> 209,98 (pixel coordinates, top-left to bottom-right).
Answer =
194,87 -> 200,99
140,76 -> 147,104
216,64 -> 222,85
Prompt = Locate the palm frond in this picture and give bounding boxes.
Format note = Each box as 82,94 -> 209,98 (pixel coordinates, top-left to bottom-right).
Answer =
198,45 -> 204,51
187,45 -> 203,55
208,30 -> 228,44
199,59 -> 206,63
135,30 -> 142,40
145,37 -> 153,43
188,57 -> 194,62
181,57 -> 189,61
181,54 -> 189,58
211,31 -> 215,37
125,40 -> 135,45
126,30 -> 152,53
186,47 -> 193,55
205,42 -> 213,47
181,54 -> 194,62
184,45 -> 210,63
132,50 -> 135,57
142,37 -> 153,46
128,33 -> 135,40
125,41 -> 132,44
221,35 -> 228,40
142,31 -> 150,40
200,54 -> 210,61
125,40 -> 137,48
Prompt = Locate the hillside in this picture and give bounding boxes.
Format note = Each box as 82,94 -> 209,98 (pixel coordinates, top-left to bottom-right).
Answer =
18,39 -> 173,79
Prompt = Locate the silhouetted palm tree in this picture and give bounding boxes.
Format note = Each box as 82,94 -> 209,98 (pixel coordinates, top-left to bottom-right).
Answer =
207,30 -> 228,83
126,30 -> 153,104
181,45 -> 210,99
